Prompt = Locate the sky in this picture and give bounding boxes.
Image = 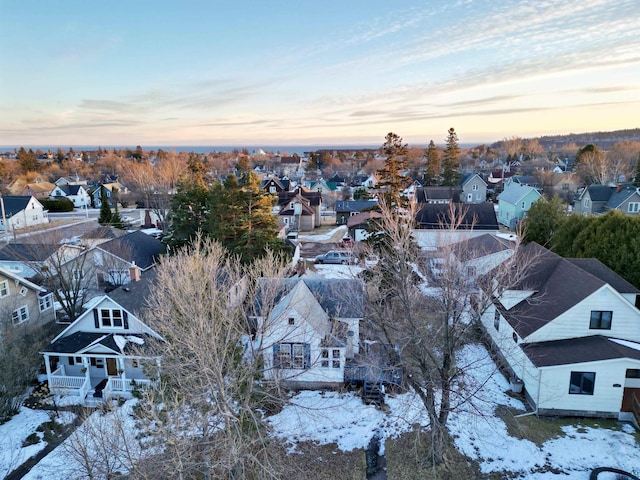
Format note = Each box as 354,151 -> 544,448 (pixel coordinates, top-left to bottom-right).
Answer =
1,0 -> 639,148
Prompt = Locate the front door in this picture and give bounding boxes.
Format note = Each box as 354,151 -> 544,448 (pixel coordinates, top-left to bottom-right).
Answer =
106,358 -> 118,376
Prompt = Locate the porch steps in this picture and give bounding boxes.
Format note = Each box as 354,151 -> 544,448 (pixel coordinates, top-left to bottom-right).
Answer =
363,381 -> 384,406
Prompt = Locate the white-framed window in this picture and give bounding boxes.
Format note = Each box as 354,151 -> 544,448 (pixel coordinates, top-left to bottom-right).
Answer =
100,309 -> 124,328
569,371 -> 595,395
273,343 -> 310,369
628,202 -> 639,213
589,310 -> 612,330
19,286 -> 28,296
12,305 -> 29,324
0,280 -> 9,298
39,293 -> 53,311
320,348 -> 342,368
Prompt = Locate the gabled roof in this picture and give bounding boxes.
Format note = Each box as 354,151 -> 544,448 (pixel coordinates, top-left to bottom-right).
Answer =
497,184 -> 541,205
97,231 -> 164,270
460,173 -> 487,187
0,243 -> 59,262
0,266 -> 46,292
580,184 -> 615,202
415,203 -> 498,230
566,258 -> 639,294
335,200 -> 378,213
81,225 -> 128,241
0,196 -> 35,216
24,182 -> 55,194
107,268 -> 158,315
452,233 -> 515,261
255,278 -> 364,319
43,331 -> 158,356
347,211 -> 383,229
414,187 -> 460,203
606,186 -> 640,209
523,336 -> 640,367
54,184 -> 84,195
498,243 -> 609,337
278,188 -> 322,206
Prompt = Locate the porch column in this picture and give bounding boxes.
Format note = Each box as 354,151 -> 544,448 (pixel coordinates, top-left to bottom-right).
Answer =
44,354 -> 51,377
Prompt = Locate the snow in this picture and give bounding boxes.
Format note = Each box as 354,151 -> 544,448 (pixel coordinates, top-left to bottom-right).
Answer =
610,338 -> 640,351
113,334 -> 145,352
3,262 -> 640,479
298,225 -> 346,241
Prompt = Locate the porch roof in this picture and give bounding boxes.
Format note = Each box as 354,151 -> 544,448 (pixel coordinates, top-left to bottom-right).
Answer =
522,335 -> 640,367
44,331 -> 157,356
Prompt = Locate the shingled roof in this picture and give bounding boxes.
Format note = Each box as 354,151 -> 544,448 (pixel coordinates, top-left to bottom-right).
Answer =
97,231 -> 164,270
522,335 -> 640,367
415,203 -> 498,230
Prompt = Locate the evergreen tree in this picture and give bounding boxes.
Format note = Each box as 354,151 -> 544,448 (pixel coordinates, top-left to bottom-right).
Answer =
423,140 -> 440,186
110,188 -> 125,229
633,154 -> 640,187
97,188 -> 112,225
441,128 -> 461,186
521,196 -> 567,247
166,179 -> 210,249
17,147 -> 39,173
377,132 -> 410,210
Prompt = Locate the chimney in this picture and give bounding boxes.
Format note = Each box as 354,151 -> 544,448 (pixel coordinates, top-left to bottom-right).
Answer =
129,262 -> 140,282
617,184 -> 623,193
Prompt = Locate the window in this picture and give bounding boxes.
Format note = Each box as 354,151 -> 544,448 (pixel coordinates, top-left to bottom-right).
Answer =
512,332 -> 518,343
589,310 -> 612,330
288,317 -> 295,326
569,371 -> 595,395
466,266 -> 476,277
472,184 -> 479,191
521,201 -> 525,209
68,356 -> 82,366
90,358 -> 104,368
626,369 -> 640,379
273,343 -> 310,369
332,349 -> 341,368
19,286 -> 28,296
494,309 -> 500,331
12,306 -> 29,324
628,202 -> 640,213
321,349 -> 329,368
39,294 -> 53,311
100,309 -> 124,328
0,280 -> 8,298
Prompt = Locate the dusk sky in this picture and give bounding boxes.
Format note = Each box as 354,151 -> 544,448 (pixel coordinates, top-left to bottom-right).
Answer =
1,0 -> 638,148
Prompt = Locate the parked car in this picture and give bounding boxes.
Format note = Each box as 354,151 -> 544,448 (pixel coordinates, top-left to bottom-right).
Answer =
314,250 -> 358,265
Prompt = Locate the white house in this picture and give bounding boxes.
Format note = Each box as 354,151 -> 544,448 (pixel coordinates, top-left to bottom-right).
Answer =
481,242 -> 640,423
43,271 -> 164,403
50,184 -> 91,208
0,196 -> 49,232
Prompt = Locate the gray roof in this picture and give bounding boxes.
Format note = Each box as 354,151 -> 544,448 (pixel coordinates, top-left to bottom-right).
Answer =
499,243 -> 617,338
606,186 -> 639,209
107,268 -> 158,316
55,184 -> 84,195
583,185 -> 615,202
98,231 -> 164,270
452,233 -> 515,261
566,258 -> 639,294
523,335 -> 640,367
335,200 -> 378,213
460,173 -> 487,187
1,196 -> 33,216
497,184 -> 541,205
44,331 -> 157,355
82,225 -> 128,240
0,243 -> 59,262
255,278 -> 364,318
414,187 -> 460,203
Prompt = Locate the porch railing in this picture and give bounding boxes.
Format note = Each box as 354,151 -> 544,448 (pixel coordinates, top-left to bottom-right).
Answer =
49,374 -> 87,391
103,378 -> 156,401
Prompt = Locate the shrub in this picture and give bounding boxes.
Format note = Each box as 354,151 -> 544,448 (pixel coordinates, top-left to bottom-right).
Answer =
41,198 -> 74,212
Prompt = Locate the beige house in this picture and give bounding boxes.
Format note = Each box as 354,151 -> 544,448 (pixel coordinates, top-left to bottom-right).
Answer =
0,266 -> 55,328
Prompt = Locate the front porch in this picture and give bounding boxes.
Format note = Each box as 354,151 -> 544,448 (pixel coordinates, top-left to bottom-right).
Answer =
47,363 -> 156,404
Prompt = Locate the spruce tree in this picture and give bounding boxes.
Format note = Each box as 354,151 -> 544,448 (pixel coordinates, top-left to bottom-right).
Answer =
441,128 -> 461,186
377,132 -> 410,210
423,140 -> 440,186
97,188 -> 112,225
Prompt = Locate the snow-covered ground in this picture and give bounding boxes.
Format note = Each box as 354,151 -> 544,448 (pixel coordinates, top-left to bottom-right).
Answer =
3,260 -> 639,479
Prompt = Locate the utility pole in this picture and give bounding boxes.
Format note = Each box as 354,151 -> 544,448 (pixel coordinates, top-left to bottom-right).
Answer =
0,193 -> 8,244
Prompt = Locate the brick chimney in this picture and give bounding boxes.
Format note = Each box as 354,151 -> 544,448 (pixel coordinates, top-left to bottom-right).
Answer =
129,262 -> 140,282
617,184 -> 623,193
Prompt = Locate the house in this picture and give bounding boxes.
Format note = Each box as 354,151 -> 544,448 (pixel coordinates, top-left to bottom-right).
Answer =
50,184 -> 91,208
347,211 -> 383,242
0,266 -> 55,328
605,185 -> 640,215
277,156 -> 303,176
460,173 -> 488,204
22,182 -> 56,200
0,196 -> 49,232
504,175 -> 540,189
42,270 -> 164,403
309,179 -> 338,195
414,203 -> 500,249
84,231 -> 165,288
80,225 -> 129,248
482,243 -> 640,422
350,174 -> 378,189
0,243 -> 83,280
574,185 -> 615,215
496,184 -> 542,229
55,175 -> 89,187
543,172 -> 580,202
256,277 -> 401,391
261,177 -> 291,194
277,187 -> 323,230
335,200 -> 379,225
413,187 -> 461,204
91,182 -> 128,208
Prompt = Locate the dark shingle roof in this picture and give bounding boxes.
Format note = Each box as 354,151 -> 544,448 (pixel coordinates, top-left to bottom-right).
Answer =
45,331 -> 157,355
415,203 -> 498,230
523,335 -> 640,367
566,258 -> 639,294
1,196 -> 33,216
98,231 -> 164,270
585,185 -> 615,202
414,187 -> 460,203
335,200 -> 378,213
606,186 -> 639,209
452,233 -> 515,261
0,243 -> 59,262
107,268 -> 158,315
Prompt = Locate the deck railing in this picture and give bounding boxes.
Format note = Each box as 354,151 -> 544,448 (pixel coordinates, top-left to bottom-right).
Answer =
344,364 -> 402,386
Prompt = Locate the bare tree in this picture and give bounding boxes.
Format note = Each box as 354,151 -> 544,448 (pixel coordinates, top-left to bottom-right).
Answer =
361,201 -> 534,468
135,237 -> 291,479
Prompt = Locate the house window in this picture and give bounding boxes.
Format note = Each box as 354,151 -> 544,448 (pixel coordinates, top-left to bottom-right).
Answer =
288,317 -> 295,326
321,349 -> 329,367
100,309 -> 124,328
466,266 -> 476,277
19,286 -> 28,296
39,294 -> 53,311
569,371 -> 595,395
512,332 -> 518,343
626,369 -> 640,378
131,359 -> 139,368
0,280 -> 8,298
274,343 -> 310,369
472,184 -> 479,191
584,198 -> 590,208
628,202 -> 640,213
12,305 -> 29,324
521,201 -> 525,209
332,349 -> 341,368
589,310 -> 612,330
494,309 -> 500,331
68,356 -> 83,366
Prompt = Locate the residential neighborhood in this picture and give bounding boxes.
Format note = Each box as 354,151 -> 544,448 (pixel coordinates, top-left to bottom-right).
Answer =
1,133 -> 640,479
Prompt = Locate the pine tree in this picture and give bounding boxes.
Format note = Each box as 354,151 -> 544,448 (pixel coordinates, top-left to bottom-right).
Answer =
97,188 -> 112,225
377,132 -> 410,210
633,154 -> 640,187
423,140 -> 440,186
441,128 -> 461,186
